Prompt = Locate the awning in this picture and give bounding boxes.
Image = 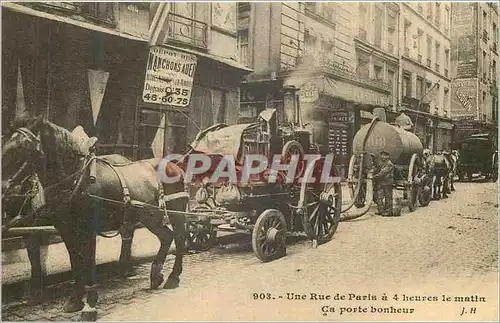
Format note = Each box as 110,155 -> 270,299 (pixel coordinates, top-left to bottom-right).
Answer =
2,2 -> 148,42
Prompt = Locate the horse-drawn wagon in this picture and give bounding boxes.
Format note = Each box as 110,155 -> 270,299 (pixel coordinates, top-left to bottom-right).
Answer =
178,86 -> 342,261
345,116 -> 432,217
454,133 -> 498,182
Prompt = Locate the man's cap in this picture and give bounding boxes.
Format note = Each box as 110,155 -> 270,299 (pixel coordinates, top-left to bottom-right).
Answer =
380,151 -> 390,155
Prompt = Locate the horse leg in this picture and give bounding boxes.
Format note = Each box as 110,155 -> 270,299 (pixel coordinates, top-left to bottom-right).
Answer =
25,232 -> 48,304
56,225 -> 85,313
139,214 -> 174,290
164,215 -> 186,289
80,232 -> 99,321
118,222 -> 136,278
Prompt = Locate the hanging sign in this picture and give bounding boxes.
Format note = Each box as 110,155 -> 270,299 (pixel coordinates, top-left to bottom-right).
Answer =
88,69 -> 110,126
143,46 -> 198,107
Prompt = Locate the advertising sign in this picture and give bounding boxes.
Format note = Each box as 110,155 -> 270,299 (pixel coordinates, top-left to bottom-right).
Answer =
451,3 -> 478,79
143,46 -> 198,107
212,2 -> 236,33
450,78 -> 477,120
299,81 -> 319,103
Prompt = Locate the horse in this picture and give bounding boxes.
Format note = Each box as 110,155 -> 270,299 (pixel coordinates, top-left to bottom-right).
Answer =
1,155 -> 141,304
2,116 -> 189,317
423,149 -> 450,200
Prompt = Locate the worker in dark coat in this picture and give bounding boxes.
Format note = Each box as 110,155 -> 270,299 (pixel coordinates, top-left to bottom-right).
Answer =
373,151 -> 396,216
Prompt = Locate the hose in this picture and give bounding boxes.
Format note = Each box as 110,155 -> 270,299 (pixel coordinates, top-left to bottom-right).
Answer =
340,117 -> 380,221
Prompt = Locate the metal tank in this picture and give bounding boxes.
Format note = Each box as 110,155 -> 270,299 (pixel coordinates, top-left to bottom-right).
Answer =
352,120 -> 423,165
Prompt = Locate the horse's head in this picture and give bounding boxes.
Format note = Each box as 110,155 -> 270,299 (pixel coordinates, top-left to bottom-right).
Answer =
423,149 -> 431,159
2,116 -> 45,192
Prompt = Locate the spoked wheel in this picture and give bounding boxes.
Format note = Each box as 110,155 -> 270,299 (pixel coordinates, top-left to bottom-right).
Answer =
303,182 -> 342,244
185,205 -> 217,251
252,209 -> 287,262
406,154 -> 420,212
186,221 -> 216,251
281,140 -> 305,180
298,157 -> 342,245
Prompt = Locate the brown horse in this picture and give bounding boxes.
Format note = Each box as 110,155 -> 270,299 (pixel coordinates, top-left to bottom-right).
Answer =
2,116 -> 188,317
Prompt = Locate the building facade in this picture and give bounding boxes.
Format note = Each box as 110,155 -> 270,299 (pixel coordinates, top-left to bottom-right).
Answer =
2,2 -> 251,160
450,2 -> 499,141
237,2 -> 396,177
398,2 -> 455,152
2,2 -> 150,160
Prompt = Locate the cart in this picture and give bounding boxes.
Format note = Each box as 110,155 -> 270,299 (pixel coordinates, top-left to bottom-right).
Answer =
346,117 -> 432,215
180,104 -> 342,262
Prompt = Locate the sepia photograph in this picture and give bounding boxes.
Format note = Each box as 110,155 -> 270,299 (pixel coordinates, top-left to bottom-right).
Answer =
1,1 -> 498,321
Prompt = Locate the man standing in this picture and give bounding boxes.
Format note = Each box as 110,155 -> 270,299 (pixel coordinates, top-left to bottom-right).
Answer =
373,151 -> 396,216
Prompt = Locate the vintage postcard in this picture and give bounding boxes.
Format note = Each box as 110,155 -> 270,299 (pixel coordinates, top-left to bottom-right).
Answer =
1,1 -> 498,322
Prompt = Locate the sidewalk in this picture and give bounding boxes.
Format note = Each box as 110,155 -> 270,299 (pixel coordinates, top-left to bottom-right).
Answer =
1,228 -> 237,286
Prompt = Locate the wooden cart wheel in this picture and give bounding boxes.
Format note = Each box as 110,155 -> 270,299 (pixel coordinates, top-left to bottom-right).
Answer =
281,140 -> 305,180
304,182 -> 342,244
252,209 -> 287,262
406,154 -> 420,212
185,205 -> 216,251
298,157 -> 342,244
348,155 -> 367,208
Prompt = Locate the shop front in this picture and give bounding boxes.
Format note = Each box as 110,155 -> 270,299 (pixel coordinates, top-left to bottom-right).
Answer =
282,74 -> 391,178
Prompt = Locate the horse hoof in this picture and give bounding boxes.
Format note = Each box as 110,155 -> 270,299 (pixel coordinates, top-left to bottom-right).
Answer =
163,277 -> 180,289
63,298 -> 85,313
150,274 -> 164,290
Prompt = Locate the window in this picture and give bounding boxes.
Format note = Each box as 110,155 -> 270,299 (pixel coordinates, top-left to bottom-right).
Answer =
483,51 -> 488,80
426,35 -> 432,67
387,70 -> 395,94
427,3 -> 433,21
238,30 -> 250,67
374,5 -> 383,47
356,51 -> 370,78
305,2 -> 317,14
435,41 -> 440,71
374,65 -> 383,80
435,2 -> 441,27
417,29 -> 424,59
321,40 -> 334,56
418,3 -> 423,14
403,73 -> 412,98
304,30 -> 317,55
416,77 -> 424,99
492,60 -> 497,80
483,10 -> 488,32
444,6 -> 450,34
444,88 -> 450,115
387,8 -> 397,53
404,21 -> 411,54
320,3 -> 335,22
444,49 -> 449,76
482,91 -> 487,103
81,2 -> 115,24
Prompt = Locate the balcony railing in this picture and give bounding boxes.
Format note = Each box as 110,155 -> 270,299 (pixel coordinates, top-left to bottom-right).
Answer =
426,58 -> 431,68
418,54 -> 422,63
435,63 -> 440,72
444,68 -> 449,77
296,54 -> 391,92
483,30 -> 488,42
358,28 -> 367,41
166,13 -> 208,49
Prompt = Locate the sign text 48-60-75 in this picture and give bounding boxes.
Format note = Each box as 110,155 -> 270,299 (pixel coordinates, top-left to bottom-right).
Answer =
143,46 -> 198,107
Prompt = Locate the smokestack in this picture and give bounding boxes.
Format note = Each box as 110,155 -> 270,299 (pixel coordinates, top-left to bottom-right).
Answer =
283,85 -> 300,126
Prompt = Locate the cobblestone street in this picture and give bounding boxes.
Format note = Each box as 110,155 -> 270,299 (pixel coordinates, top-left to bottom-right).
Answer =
2,181 -> 498,321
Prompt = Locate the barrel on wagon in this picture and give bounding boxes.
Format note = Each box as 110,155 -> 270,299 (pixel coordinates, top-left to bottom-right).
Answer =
347,114 -> 431,213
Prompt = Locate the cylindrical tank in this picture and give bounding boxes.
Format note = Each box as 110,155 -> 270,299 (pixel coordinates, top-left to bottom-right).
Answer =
352,120 -> 423,165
